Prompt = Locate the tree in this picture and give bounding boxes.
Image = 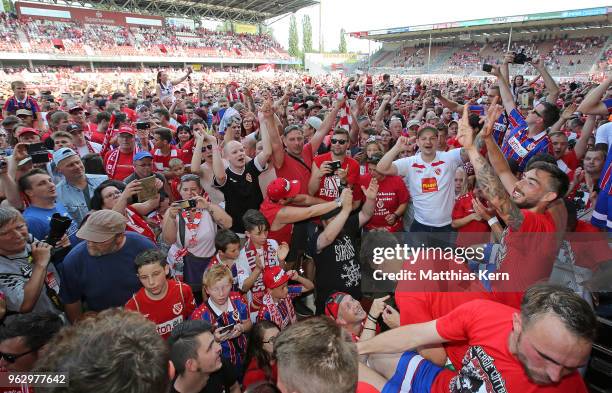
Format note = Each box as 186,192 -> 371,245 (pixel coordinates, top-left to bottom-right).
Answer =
339,28 -> 347,53
288,14 -> 300,58
302,15 -> 313,54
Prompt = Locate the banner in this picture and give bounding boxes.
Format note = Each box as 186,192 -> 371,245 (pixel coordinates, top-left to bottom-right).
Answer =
15,1 -> 163,27
234,23 -> 258,35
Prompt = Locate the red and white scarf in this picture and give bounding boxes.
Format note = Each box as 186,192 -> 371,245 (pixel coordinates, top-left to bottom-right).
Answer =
104,149 -> 134,178
244,238 -> 279,309
261,292 -> 296,329
175,209 -> 203,262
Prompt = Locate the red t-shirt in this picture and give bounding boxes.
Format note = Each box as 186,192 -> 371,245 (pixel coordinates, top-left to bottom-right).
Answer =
89,130 -> 106,144
358,174 -> 409,232
260,198 -> 292,245
243,359 -> 278,390
432,300 -> 588,393
121,107 -> 137,123
451,192 -> 491,236
396,291 -> 497,370
557,150 -> 579,174
125,279 -> 196,339
177,139 -> 195,166
104,150 -> 135,180
275,144 -> 314,195
493,210 -> 558,292
151,147 -> 181,173
312,152 -> 360,201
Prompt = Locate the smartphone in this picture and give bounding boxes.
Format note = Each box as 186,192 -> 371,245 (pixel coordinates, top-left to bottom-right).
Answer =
174,199 -> 197,209
328,160 -> 342,171
27,143 -> 50,164
431,89 -> 441,98
520,93 -> 533,108
217,324 -> 235,335
135,122 -> 150,130
482,64 -> 493,73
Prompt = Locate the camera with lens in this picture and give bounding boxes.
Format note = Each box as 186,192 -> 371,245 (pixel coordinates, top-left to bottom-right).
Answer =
136,122 -> 150,130
175,199 -> 198,209
512,51 -> 532,65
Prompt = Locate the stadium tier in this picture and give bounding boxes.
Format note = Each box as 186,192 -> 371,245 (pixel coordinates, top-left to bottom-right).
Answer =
356,6 -> 612,78
0,2 -> 298,66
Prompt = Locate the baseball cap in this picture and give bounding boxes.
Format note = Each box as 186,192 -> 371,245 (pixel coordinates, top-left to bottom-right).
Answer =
16,109 -> 33,117
263,266 -> 290,289
53,147 -> 78,166
1,116 -> 20,127
267,178 -> 300,201
66,123 -> 83,133
305,116 -> 322,131
68,105 -> 83,113
118,125 -> 136,136
324,292 -> 349,320
77,210 -> 127,242
293,102 -> 308,111
407,119 -> 421,129
133,151 -> 153,162
15,127 -> 39,137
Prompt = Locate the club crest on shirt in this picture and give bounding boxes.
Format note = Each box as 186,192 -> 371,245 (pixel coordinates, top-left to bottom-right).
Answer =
246,173 -> 253,182
434,167 -> 442,176
173,302 -> 184,315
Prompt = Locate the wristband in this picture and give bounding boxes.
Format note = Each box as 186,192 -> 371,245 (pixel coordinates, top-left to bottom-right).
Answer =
367,313 -> 378,323
487,217 -> 499,227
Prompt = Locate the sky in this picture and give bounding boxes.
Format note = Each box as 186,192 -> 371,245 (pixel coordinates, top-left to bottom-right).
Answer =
266,0 -> 611,54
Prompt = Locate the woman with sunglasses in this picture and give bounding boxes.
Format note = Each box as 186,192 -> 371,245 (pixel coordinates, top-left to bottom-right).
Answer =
243,320 -> 280,389
90,179 -> 160,243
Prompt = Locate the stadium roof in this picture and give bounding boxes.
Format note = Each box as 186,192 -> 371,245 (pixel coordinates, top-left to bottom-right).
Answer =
350,6 -> 612,42
26,0 -> 318,23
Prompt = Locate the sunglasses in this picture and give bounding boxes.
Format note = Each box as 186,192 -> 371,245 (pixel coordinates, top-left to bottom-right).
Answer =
330,139 -> 347,145
531,109 -> 542,118
202,144 -> 214,151
0,348 -> 37,363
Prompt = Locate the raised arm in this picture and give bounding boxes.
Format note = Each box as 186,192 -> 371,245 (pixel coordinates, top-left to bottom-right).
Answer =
358,178 -> 378,227
170,68 -> 192,87
255,106 -> 273,169
316,189 -> 352,252
190,130 -> 205,176
491,65 -> 516,115
211,136 -> 226,186
531,57 -> 559,104
481,101 -> 518,193
577,74 -> 612,116
574,115 -> 596,160
376,137 -> 410,176
274,200 -> 339,226
311,98 -> 343,152
438,95 -> 463,113
458,105 -> 524,230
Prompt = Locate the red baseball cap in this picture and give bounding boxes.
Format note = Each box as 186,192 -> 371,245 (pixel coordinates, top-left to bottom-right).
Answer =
118,125 -> 136,136
267,178 -> 300,201
293,102 -> 308,111
15,127 -> 40,137
263,266 -> 290,289
324,292 -> 349,320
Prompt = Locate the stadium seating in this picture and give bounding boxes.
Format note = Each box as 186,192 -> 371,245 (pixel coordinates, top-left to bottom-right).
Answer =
0,13 -> 289,60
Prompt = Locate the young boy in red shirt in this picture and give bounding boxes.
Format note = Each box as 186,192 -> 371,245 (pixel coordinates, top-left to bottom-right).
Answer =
125,249 -> 196,339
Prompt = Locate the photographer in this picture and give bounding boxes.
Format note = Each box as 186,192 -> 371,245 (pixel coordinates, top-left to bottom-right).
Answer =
0,207 -> 65,316
162,174 -> 232,301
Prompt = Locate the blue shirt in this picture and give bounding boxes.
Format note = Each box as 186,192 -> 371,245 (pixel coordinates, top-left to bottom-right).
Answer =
23,202 -> 79,245
59,232 -> 156,311
56,174 -> 108,225
500,109 -> 551,172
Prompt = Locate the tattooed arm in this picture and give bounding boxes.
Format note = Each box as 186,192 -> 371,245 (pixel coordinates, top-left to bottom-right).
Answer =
457,104 -> 524,230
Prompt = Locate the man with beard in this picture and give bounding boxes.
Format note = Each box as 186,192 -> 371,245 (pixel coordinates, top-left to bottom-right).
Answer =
59,210 -> 156,322
457,103 -> 568,292
358,284 -> 594,393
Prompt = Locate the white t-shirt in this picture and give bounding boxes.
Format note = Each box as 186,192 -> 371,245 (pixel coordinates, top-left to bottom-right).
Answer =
76,141 -> 102,157
595,122 -> 612,151
235,239 -> 280,306
167,209 -> 217,264
393,149 -> 463,227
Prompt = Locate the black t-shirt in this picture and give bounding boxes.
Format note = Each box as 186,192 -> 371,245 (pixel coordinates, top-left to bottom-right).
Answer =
312,214 -> 362,313
170,360 -> 237,393
214,158 -> 264,233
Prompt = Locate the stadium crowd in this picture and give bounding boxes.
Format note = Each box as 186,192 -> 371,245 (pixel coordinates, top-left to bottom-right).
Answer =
0,48 -> 611,393
0,12 -> 287,59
